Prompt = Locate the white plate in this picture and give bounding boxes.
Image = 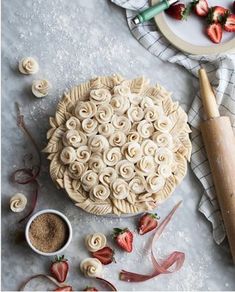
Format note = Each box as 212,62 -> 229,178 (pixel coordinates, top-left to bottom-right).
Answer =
152,0 -> 235,55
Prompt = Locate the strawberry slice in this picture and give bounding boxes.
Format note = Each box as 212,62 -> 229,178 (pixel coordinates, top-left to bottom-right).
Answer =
50,255 -> 69,283
113,228 -> 133,253
224,14 -> 235,32
54,286 -> 73,291
138,213 -> 159,235
83,287 -> 98,291
194,0 -> 209,17
208,6 -> 230,24
206,23 -> 223,44
91,246 -> 115,265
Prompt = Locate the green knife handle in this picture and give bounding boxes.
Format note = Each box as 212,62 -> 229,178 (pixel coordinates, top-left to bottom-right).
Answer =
138,0 -> 169,23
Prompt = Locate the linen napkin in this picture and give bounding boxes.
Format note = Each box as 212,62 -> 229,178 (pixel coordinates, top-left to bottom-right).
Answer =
111,0 -> 235,244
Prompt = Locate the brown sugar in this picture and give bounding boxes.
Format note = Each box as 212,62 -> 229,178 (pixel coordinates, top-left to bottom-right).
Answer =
29,213 -> 69,253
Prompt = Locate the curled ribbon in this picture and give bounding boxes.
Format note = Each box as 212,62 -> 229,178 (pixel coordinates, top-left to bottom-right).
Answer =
120,201 -> 185,282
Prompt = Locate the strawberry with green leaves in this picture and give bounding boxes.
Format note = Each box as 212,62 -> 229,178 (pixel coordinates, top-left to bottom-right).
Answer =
50,255 -> 69,283
113,228 -> 133,253
138,213 -> 160,235
207,6 -> 229,24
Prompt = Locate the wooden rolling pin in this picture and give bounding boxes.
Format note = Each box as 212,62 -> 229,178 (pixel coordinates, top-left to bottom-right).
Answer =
199,68 -> 235,263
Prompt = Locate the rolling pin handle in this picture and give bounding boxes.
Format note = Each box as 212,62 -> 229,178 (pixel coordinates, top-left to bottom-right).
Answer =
198,68 -> 220,120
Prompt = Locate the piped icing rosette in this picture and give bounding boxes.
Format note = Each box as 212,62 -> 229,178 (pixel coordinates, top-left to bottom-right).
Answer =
43,75 -> 192,216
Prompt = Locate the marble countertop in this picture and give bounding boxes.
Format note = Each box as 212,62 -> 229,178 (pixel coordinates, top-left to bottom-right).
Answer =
2,0 -> 235,291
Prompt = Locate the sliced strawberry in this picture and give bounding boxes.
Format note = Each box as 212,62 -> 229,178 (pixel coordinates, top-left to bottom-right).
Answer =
206,23 -> 223,44
50,255 -> 69,283
91,247 -> 114,265
194,0 -> 209,17
83,287 -> 98,291
54,286 -> 73,291
208,6 -> 230,24
166,3 -> 186,20
138,213 -> 159,235
224,14 -> 235,32
113,228 -> 133,253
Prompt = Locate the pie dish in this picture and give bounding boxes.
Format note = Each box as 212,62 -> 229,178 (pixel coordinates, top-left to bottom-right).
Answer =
43,75 -> 192,216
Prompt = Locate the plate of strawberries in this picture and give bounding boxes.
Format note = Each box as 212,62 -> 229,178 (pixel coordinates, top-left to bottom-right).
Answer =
152,0 -> 235,54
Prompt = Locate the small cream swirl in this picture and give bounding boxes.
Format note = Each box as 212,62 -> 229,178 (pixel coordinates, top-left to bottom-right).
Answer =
152,132 -> 173,148
154,116 -> 172,133
88,153 -> 106,173
103,147 -> 122,166
112,115 -> 131,134
18,57 -> 39,74
32,79 -> 51,98
113,84 -> 131,96
141,139 -> 158,156
90,88 -> 111,104
66,117 -> 81,130
128,93 -> 142,105
158,164 -> 172,178
69,161 -> 87,179
140,96 -> 154,109
95,104 -> 113,123
145,173 -> 165,193
81,170 -> 99,191
10,193 -> 27,212
137,120 -> 154,138
76,145 -> 91,163
127,106 -> 144,122
88,135 -> 109,153
144,106 -> 162,122
98,123 -> 115,137
127,131 -> 142,143
111,178 -> 130,200
155,147 -> 173,165
60,146 -> 76,165
129,176 -> 145,194
75,101 -> 97,120
136,156 -> 155,176
110,95 -> 130,115
115,160 -> 135,181
122,142 -> 142,163
63,130 -> 86,148
80,258 -> 103,278
109,131 -> 127,147
99,167 -> 118,186
82,118 -> 98,136
85,233 -> 107,252
90,184 -> 110,201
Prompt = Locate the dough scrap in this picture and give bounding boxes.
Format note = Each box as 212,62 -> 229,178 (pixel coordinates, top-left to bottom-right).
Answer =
10,193 -> 27,212
43,75 -> 192,216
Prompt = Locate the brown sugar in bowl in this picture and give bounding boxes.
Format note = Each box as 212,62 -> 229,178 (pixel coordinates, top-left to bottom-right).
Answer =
25,209 -> 72,256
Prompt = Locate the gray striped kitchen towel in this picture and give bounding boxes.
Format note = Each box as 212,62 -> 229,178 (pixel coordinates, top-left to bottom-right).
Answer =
111,0 -> 235,244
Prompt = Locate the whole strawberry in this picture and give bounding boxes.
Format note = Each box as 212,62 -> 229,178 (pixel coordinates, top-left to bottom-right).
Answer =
50,255 -> 69,283
54,286 -> 73,291
83,287 -> 98,292
113,228 -> 133,253
91,246 -> 115,265
138,213 -> 159,235
166,3 -> 186,20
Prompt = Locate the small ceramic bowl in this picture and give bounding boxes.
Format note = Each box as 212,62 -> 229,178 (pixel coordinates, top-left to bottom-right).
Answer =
25,209 -> 72,256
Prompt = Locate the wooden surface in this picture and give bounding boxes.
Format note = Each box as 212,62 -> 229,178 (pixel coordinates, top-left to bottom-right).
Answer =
201,117 -> 235,263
